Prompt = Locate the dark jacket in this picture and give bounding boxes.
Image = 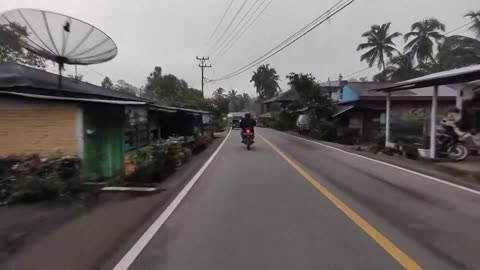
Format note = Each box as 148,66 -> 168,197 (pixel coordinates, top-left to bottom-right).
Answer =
240,117 -> 256,132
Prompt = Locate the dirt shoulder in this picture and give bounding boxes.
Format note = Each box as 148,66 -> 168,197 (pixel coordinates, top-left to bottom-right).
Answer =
0,134 -> 226,270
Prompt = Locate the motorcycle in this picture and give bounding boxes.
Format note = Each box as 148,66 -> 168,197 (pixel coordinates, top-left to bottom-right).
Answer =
436,123 -> 469,161
242,128 -> 255,150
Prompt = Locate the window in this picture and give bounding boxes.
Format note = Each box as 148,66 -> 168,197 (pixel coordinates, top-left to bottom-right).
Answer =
124,107 -> 149,151
380,112 -> 386,125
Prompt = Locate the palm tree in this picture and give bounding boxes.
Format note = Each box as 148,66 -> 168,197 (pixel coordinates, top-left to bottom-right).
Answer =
213,87 -> 226,99
427,35 -> 480,72
373,52 -> 422,82
228,89 -> 239,99
357,23 -> 402,70
404,18 -> 445,64
250,64 -> 280,100
465,11 -> 480,38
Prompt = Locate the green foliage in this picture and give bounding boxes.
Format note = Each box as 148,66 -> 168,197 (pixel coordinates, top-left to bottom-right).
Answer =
142,66 -> 212,110
309,121 -> 337,141
357,23 -> 402,70
404,18 -> 445,64
373,52 -> 423,82
124,145 -> 172,183
0,23 -> 46,69
67,74 -> 84,81
465,11 -> 480,38
272,110 -> 296,131
286,73 -> 337,120
381,148 -> 396,156
250,64 -> 280,100
101,77 -> 114,89
402,144 -> 420,159
336,128 -> 359,145
114,80 -> 139,96
0,155 -> 84,204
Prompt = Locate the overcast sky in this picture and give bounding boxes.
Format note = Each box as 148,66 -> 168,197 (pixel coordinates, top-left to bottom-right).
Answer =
1,0 -> 478,97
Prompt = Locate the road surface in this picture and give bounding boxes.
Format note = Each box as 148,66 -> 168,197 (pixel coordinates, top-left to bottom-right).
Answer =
119,128 -> 480,270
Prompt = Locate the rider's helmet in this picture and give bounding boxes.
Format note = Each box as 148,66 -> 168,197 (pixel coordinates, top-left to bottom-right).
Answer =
245,112 -> 251,118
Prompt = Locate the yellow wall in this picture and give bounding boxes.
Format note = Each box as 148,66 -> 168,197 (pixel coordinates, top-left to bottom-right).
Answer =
0,101 -> 80,157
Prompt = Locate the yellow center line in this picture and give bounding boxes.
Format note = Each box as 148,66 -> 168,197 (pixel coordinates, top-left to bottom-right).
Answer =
259,134 -> 423,270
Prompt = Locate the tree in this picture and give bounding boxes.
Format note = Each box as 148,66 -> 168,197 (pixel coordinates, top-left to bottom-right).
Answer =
101,76 -> 114,89
114,80 -> 138,96
418,35 -> 480,73
239,93 -> 252,110
0,23 -> 46,69
286,73 -> 336,119
142,66 -> 210,110
227,89 -> 239,99
404,18 -> 445,64
465,11 -> 480,38
357,23 -> 402,70
250,64 -> 280,100
213,87 -> 226,99
373,52 -> 423,82
67,73 -> 84,81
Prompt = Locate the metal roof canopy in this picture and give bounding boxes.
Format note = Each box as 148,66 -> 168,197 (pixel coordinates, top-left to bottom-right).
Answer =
368,65 -> 480,160
369,65 -> 480,92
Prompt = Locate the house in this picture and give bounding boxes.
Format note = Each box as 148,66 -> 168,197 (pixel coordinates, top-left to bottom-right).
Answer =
0,63 -> 210,178
333,81 -> 458,141
261,89 -> 299,113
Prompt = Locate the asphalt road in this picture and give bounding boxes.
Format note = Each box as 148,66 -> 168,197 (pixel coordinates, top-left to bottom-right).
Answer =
123,128 -> 480,270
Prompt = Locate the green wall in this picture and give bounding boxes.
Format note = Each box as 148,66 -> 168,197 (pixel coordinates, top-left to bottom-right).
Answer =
83,104 -> 125,179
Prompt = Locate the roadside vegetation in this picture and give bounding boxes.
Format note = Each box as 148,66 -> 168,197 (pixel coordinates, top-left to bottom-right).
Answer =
357,13 -> 480,82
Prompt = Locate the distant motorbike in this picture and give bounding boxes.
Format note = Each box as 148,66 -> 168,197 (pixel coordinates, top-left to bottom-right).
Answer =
242,128 -> 255,150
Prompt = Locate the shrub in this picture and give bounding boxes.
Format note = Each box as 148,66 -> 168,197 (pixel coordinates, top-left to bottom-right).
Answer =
402,144 -> 420,159
272,110 -> 296,131
337,128 -> 359,145
129,145 -> 172,182
368,145 -> 383,154
0,155 -> 83,204
382,148 -> 396,156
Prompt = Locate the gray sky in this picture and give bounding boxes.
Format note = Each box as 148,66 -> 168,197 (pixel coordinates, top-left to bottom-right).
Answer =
1,0 -> 478,97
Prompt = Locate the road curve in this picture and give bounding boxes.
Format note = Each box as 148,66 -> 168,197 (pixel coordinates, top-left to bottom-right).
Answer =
123,128 -> 480,270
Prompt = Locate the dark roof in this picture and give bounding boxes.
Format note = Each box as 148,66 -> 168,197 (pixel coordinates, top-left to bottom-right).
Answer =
369,65 -> 480,92
0,63 -> 145,101
345,82 -> 457,98
262,89 -> 299,104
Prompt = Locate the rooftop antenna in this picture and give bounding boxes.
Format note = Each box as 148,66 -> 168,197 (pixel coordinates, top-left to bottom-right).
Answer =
0,8 -> 117,90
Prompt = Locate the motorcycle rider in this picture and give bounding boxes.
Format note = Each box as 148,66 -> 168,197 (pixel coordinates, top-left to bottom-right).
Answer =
240,112 -> 256,142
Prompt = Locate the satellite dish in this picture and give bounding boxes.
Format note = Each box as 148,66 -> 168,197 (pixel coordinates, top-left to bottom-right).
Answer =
0,8 -> 118,87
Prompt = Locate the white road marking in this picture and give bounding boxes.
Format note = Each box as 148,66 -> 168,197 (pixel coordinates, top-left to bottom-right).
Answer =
112,129 -> 232,270
274,130 -> 480,196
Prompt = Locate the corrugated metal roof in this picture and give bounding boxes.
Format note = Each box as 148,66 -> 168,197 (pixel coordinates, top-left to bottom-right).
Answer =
369,65 -> 480,92
333,105 -> 355,117
0,63 -> 146,101
0,91 -> 146,105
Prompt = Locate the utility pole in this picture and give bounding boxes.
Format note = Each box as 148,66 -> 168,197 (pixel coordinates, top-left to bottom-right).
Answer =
196,56 -> 211,97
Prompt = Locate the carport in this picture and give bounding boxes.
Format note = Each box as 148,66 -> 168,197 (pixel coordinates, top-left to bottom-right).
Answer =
369,65 -> 480,158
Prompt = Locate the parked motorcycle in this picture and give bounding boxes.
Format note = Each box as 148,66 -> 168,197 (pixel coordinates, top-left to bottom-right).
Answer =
242,128 -> 255,150
436,123 -> 469,161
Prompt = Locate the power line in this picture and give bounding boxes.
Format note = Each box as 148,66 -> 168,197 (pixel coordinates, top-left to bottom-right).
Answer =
216,0 -> 270,58
210,0 -> 348,81
208,0 -> 236,41
209,0 -> 355,82
209,0 -> 248,53
212,0 -> 263,55
344,66 -> 372,79
446,21 -> 474,35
